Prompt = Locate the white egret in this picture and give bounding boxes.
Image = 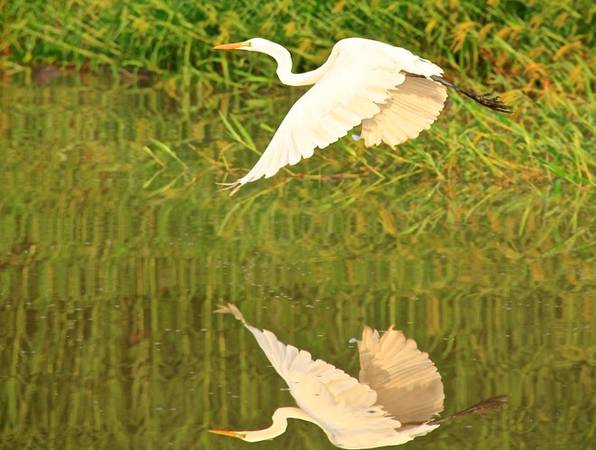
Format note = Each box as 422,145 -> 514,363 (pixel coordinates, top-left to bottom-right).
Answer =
214,37 -> 510,193
210,303 -> 445,448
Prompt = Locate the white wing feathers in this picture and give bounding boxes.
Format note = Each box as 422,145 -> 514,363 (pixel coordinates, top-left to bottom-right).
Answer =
235,38 -> 444,186
361,77 -> 447,147
358,325 -> 445,424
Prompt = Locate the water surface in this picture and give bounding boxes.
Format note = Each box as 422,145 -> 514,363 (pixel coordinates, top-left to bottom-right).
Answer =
0,76 -> 593,449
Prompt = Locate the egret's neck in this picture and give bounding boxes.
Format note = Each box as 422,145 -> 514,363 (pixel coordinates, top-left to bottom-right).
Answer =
242,407 -> 315,442
259,43 -> 328,86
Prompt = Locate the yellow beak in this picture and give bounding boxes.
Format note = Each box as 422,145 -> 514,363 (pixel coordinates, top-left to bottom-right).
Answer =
208,429 -> 246,439
213,41 -> 248,51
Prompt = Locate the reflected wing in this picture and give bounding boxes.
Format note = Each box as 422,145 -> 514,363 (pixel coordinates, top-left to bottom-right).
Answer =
358,326 -> 444,423
361,76 -> 447,147
234,39 -> 443,187
216,304 -> 403,444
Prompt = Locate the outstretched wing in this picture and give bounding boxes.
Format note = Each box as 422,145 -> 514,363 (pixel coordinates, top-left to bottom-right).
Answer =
233,38 -> 443,187
216,304 -> 403,445
361,76 -> 447,147
358,326 -> 444,423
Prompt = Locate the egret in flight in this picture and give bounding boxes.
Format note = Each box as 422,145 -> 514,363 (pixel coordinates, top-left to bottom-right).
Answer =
214,38 -> 510,193
211,304 -> 442,448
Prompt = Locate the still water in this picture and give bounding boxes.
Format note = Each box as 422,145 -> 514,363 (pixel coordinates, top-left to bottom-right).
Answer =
0,76 -> 593,449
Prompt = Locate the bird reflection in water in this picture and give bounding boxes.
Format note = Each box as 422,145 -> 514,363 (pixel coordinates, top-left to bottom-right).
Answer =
210,304 -> 506,449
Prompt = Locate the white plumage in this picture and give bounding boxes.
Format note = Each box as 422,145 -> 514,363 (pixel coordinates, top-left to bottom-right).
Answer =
361,76 -> 447,147
215,37 -> 447,192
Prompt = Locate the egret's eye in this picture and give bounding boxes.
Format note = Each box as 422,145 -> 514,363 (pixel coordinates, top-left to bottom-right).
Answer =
247,41 -> 252,47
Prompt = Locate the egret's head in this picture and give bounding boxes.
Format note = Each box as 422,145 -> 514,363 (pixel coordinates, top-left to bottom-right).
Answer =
213,38 -> 272,53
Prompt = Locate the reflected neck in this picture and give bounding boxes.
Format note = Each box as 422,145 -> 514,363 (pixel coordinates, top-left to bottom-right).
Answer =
259,42 -> 329,86
243,407 -> 315,442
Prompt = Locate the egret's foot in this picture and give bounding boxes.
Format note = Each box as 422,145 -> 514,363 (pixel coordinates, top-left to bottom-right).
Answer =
214,303 -> 246,323
216,181 -> 243,196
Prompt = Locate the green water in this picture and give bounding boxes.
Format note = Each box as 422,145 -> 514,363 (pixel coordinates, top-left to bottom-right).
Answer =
0,76 -> 594,450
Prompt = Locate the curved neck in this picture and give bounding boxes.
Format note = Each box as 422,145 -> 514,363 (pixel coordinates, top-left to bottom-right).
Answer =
259,42 -> 329,86
243,407 -> 316,442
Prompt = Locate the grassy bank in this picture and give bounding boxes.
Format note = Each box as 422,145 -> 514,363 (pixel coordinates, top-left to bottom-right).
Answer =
1,1 -> 593,89
1,0 -> 594,185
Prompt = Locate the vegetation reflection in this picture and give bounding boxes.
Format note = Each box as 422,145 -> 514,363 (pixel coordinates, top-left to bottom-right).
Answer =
0,79 -> 593,450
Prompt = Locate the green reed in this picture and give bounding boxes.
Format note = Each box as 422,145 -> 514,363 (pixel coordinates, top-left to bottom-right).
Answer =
1,0 -> 594,185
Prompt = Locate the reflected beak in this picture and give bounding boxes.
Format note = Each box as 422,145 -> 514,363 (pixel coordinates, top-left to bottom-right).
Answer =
208,429 -> 246,439
213,41 -> 248,51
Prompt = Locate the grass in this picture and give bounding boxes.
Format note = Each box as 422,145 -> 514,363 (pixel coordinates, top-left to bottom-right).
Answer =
1,0 -> 594,186
1,1 -> 593,90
